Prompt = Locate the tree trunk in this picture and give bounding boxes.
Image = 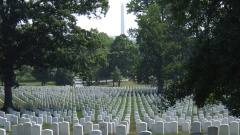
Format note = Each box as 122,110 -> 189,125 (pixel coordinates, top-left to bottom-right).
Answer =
105,78 -> 107,85
157,78 -> 164,95
2,64 -> 14,112
118,80 -> 121,87
112,81 -> 115,87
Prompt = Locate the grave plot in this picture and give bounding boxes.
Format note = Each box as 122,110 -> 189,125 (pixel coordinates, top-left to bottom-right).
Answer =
0,86 -> 240,135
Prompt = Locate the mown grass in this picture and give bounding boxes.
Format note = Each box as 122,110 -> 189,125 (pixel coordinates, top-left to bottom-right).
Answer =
18,81 -> 55,86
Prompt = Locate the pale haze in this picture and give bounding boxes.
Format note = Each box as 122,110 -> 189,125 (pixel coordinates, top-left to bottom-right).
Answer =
76,0 -> 138,37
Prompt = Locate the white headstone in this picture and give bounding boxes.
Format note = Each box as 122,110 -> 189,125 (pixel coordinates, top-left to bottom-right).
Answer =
182,122 -> 190,133
192,121 -> 201,133
170,121 -> 178,134
31,124 -> 42,135
99,122 -> 108,135
73,124 -> 83,135
90,130 -> 102,135
139,131 -> 152,135
59,121 -> 70,135
42,129 -> 53,135
219,124 -> 230,135
84,122 -> 93,134
137,122 -> 147,134
23,122 -> 32,135
4,121 -> 11,131
208,126 -> 218,135
230,121 -> 239,135
50,122 -> 59,135
0,128 -> 6,135
116,124 -> 126,135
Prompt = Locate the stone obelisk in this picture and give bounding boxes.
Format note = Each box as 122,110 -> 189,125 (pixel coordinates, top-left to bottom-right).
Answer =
121,2 -> 125,34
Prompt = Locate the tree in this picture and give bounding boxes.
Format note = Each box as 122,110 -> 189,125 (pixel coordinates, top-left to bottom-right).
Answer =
93,32 -> 114,84
127,1 -> 192,95
167,0 -> 240,116
108,34 -> 139,80
0,0 -> 109,111
111,66 -> 122,87
127,4 -> 168,94
54,68 -> 74,86
31,67 -> 52,86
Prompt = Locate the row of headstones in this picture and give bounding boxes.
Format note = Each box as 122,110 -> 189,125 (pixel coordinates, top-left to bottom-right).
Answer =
0,98 -> 130,134
11,86 -> 125,114
132,92 -> 240,135
1,86 -> 238,135
1,88 -> 134,134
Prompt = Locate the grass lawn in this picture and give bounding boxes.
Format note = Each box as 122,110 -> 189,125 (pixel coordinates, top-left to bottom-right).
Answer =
18,81 -> 55,86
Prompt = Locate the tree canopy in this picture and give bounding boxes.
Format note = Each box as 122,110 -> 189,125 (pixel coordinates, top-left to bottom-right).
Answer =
0,0 -> 109,111
167,0 -> 240,116
108,34 -> 139,80
127,1 -> 191,95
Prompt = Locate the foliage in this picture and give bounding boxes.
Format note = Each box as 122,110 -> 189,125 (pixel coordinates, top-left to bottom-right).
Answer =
108,34 -> 139,80
93,32 -> 114,82
167,0 -> 240,116
15,65 -> 34,82
127,2 -> 191,95
54,68 -> 74,86
0,0 -> 109,110
31,67 -> 52,86
111,66 -> 123,87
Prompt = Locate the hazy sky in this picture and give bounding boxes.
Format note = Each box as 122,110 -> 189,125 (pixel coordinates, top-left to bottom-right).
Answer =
76,0 -> 138,36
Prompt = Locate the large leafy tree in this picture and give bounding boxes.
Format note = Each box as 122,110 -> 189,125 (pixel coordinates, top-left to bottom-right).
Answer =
127,1 -> 192,95
168,0 -> 240,116
54,68 -> 74,86
31,67 -> 52,86
108,34 -> 139,81
93,32 -> 114,83
0,0 -> 109,111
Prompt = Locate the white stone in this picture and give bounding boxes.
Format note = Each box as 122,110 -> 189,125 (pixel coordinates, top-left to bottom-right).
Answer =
59,121 -> 70,135
50,122 -> 59,135
12,125 -> 17,135
80,118 -> 85,126
85,122 -> 93,134
90,130 -> 102,135
73,124 -> 83,135
230,121 -> 239,135
23,122 -> 32,135
17,124 -> 24,135
108,122 -> 113,134
208,126 -> 218,135
93,124 -> 99,130
116,124 -> 126,135
47,116 -> 52,124
152,121 -> 164,134
170,121 -> 178,134
164,122 -> 170,133
4,121 -> 11,131
219,124 -> 230,135
203,121 -> 212,132
139,131 -> 152,135
42,129 -> 53,135
99,122 -> 108,135
31,124 -> 42,135
182,122 -> 190,133
137,122 -> 147,134
0,128 -> 6,135
192,121 -> 201,133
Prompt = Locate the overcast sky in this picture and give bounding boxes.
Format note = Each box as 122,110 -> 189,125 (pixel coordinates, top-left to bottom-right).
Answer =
76,0 -> 138,37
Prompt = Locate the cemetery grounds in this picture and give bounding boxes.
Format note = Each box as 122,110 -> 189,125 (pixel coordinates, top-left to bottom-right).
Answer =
0,86 -> 237,135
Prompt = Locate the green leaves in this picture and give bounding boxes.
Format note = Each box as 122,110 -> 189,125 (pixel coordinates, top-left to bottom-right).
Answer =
108,34 -> 139,79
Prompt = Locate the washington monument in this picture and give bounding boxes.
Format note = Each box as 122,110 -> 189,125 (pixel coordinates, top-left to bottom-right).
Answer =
121,2 -> 125,34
